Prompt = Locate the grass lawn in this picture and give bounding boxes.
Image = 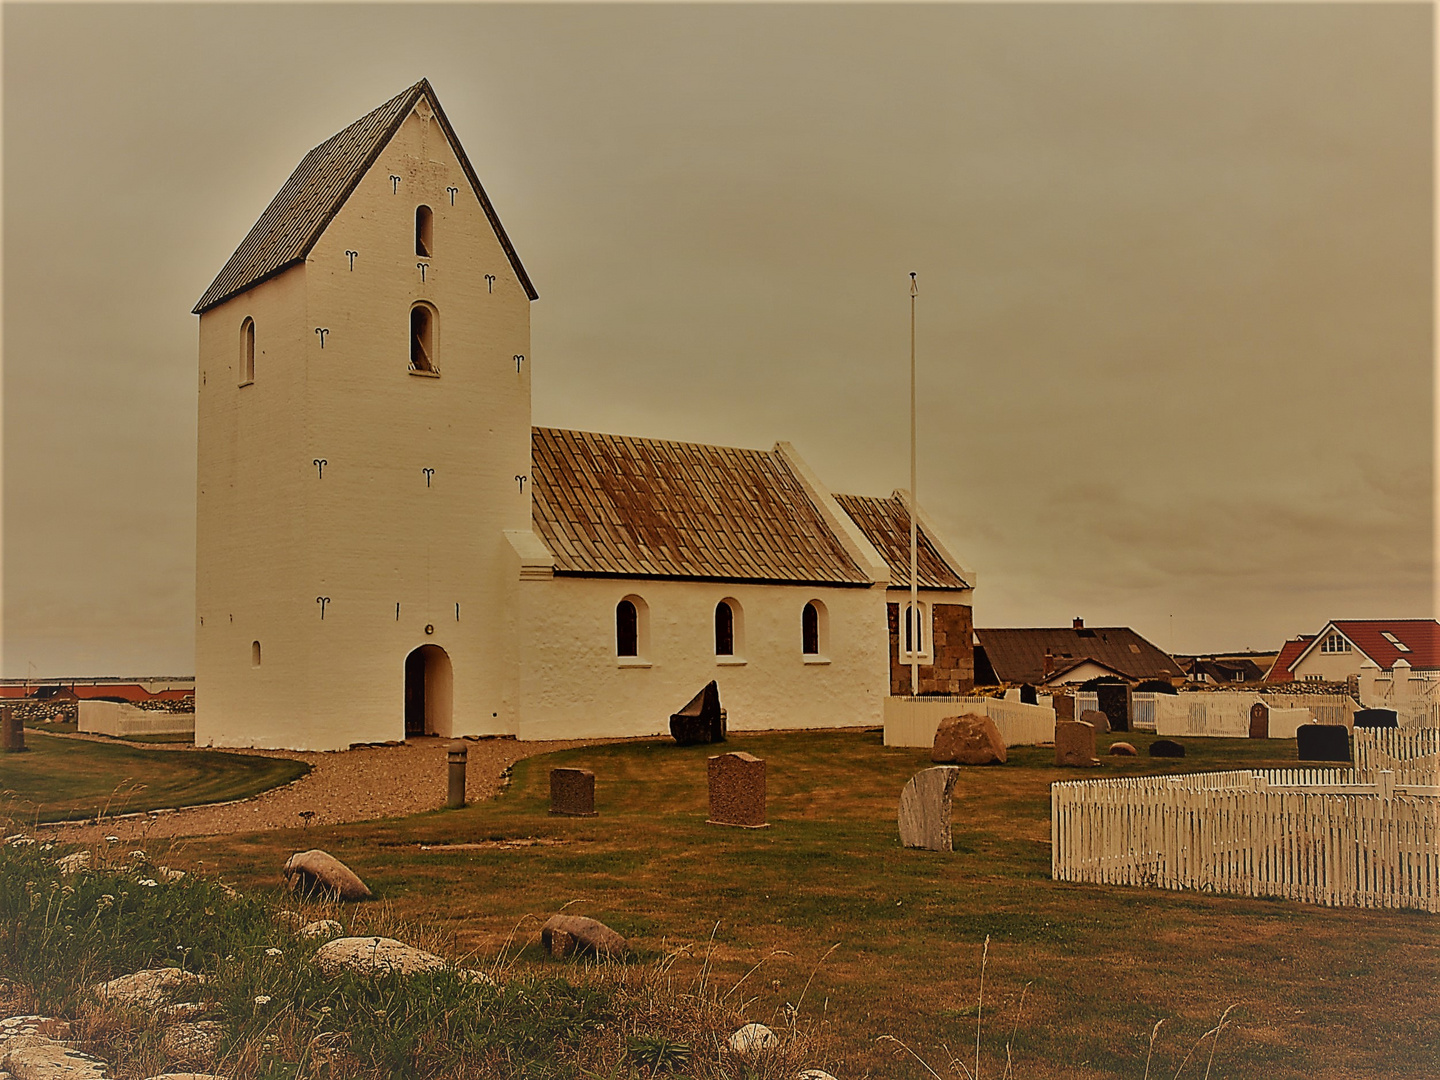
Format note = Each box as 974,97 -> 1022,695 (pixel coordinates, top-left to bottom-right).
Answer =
0,730 -> 309,823
165,729 -> 1436,1079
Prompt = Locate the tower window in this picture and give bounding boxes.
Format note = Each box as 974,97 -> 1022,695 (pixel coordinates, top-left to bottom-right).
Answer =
410,303 -> 437,373
251,640 -> 261,667
239,317 -> 255,385
415,205 -> 433,257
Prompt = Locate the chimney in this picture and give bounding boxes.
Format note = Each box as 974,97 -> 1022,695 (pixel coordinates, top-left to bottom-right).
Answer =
1042,650 -> 1054,679
1072,617 -> 1084,630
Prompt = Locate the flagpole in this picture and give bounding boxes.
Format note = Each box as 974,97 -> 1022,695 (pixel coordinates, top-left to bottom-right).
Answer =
909,272 -> 919,698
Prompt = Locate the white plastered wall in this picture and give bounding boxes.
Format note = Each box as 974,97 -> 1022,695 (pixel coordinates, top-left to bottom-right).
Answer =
514,575 -> 889,740
197,100 -> 531,750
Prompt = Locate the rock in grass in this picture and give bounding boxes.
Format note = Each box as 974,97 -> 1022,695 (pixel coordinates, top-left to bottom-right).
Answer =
159,1022 -> 223,1064
313,937 -> 445,978
931,714 -> 1006,765
1149,739 -> 1185,758
797,1071 -> 840,1080
297,919 -> 344,941
55,851 -> 91,875
540,915 -> 627,959
282,850 -> 372,901
0,1034 -> 111,1078
93,968 -> 205,1007
143,1075 -> 232,1080
727,1022 -> 779,1055
1108,742 -> 1138,756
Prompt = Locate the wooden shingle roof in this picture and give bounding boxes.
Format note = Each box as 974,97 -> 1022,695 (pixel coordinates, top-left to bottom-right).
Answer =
194,79 -> 536,314
530,427 -> 871,586
831,493 -> 971,591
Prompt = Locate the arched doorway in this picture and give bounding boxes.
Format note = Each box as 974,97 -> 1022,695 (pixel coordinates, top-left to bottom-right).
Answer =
404,644 -> 453,738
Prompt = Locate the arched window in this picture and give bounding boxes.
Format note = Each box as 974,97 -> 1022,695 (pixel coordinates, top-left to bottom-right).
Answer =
251,640 -> 262,667
239,317 -> 255,384
410,303 -> 437,373
616,600 -> 639,657
803,602 -> 820,655
902,602 -> 929,660
715,601 -> 734,656
415,205 -> 433,257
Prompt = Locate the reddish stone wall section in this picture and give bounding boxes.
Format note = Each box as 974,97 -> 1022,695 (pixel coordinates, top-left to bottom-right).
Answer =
888,601 -> 974,696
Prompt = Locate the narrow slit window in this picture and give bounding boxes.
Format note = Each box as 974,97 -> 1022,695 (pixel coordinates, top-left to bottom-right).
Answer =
802,602 -> 820,655
240,317 -> 255,384
715,601 -> 735,656
251,640 -> 262,667
410,304 -> 436,372
904,603 -> 925,656
415,205 -> 433,257
616,600 -> 638,657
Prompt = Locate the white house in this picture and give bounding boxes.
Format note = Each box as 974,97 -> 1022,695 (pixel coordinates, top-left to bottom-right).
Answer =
1275,619 -> 1440,684
193,79 -> 976,751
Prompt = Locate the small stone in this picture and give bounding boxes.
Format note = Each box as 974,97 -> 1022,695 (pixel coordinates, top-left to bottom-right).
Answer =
898,767 -> 961,852
313,937 -> 445,978
155,1004 -> 212,1022
1108,742 -> 1138,756
142,1075 -> 232,1080
540,915 -> 627,958
159,1021 -> 223,1064
1148,739 -> 1186,758
0,1035 -> 111,1079
931,714 -> 1006,765
273,910 -> 306,930
727,1023 -> 779,1055
94,968 -> 205,1008
282,850 -> 372,901
797,1071 -> 840,1080
0,1017 -> 72,1046
297,919 -> 343,941
55,851 -> 91,875
156,867 -> 186,884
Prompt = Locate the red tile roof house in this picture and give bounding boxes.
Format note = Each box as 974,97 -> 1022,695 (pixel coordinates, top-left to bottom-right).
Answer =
192,80 -> 976,750
1267,620 -> 1440,684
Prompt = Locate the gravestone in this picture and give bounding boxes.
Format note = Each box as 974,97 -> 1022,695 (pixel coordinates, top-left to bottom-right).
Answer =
1054,720 -> 1100,767
549,768 -> 597,817
1052,694 -> 1075,721
707,751 -> 766,827
1149,739 -> 1186,758
1249,701 -> 1269,739
897,766 -> 962,851
1080,708 -> 1110,734
931,713 -> 1006,765
1353,709 -> 1398,729
0,707 -> 23,753
1019,683 -> 1038,705
670,681 -> 727,745
1096,683 -> 1131,732
1297,724 -> 1351,762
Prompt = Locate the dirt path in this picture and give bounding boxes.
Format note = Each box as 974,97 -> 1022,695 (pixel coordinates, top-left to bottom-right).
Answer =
38,735 -> 634,844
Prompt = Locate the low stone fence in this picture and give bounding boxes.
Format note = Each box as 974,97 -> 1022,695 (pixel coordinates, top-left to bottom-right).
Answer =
884,695 -> 1055,748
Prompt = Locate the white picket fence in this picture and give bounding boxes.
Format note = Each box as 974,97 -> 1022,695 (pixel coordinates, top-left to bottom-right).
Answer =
1353,727 -> 1440,785
884,695 -> 1054,748
1052,768 -> 1440,912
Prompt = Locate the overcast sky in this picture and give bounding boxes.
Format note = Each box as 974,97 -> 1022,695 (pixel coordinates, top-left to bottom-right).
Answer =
3,3 -> 1434,678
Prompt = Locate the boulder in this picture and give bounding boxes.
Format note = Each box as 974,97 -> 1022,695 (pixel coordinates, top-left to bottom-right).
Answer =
282,850 -> 372,901
931,714 -> 1006,765
540,915 -> 627,958
93,968 -> 204,1008
0,1035 -> 111,1079
727,1023 -> 779,1055
1108,742 -> 1138,756
1148,739 -> 1186,758
55,852 -> 91,875
0,1017 -> 72,1048
159,1022 -> 223,1064
313,937 -> 445,979
1079,709 -> 1110,735
897,767 -> 961,852
297,920 -> 344,941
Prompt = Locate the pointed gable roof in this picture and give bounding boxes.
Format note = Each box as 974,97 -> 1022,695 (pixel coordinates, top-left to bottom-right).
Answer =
530,427 -> 872,586
194,79 -> 536,314
832,493 -> 971,590
1265,635 -> 1315,682
1289,619 -> 1440,672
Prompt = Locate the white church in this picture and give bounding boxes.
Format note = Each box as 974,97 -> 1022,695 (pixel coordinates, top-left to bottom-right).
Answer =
194,80 -> 976,751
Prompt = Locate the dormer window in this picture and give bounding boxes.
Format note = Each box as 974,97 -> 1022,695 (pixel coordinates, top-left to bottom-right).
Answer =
410,303 -> 437,374
416,205 -> 433,257
239,317 -> 255,385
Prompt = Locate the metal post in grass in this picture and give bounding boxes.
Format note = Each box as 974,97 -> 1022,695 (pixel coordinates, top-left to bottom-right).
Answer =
447,741 -> 467,809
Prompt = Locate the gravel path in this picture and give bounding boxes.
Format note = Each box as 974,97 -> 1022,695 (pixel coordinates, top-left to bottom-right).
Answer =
39,735 -> 633,844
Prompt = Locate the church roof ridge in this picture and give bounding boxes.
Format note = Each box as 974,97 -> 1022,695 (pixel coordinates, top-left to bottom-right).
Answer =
194,78 -> 536,314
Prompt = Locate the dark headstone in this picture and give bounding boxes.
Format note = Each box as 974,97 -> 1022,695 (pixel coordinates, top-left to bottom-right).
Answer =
1,707 -> 24,753
1019,683 -> 1038,705
1149,739 -> 1186,758
1353,709 -> 1398,729
1052,694 -> 1075,721
707,751 -> 766,827
1249,701 -> 1269,739
1297,724 -> 1351,762
670,680 -> 727,745
1096,683 -> 1131,733
549,768 -> 597,817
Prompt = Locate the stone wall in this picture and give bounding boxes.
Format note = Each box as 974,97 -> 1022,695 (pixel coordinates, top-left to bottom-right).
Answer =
887,601 -> 974,695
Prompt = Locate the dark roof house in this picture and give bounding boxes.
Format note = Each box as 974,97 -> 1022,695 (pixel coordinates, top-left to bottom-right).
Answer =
974,619 -> 1182,686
